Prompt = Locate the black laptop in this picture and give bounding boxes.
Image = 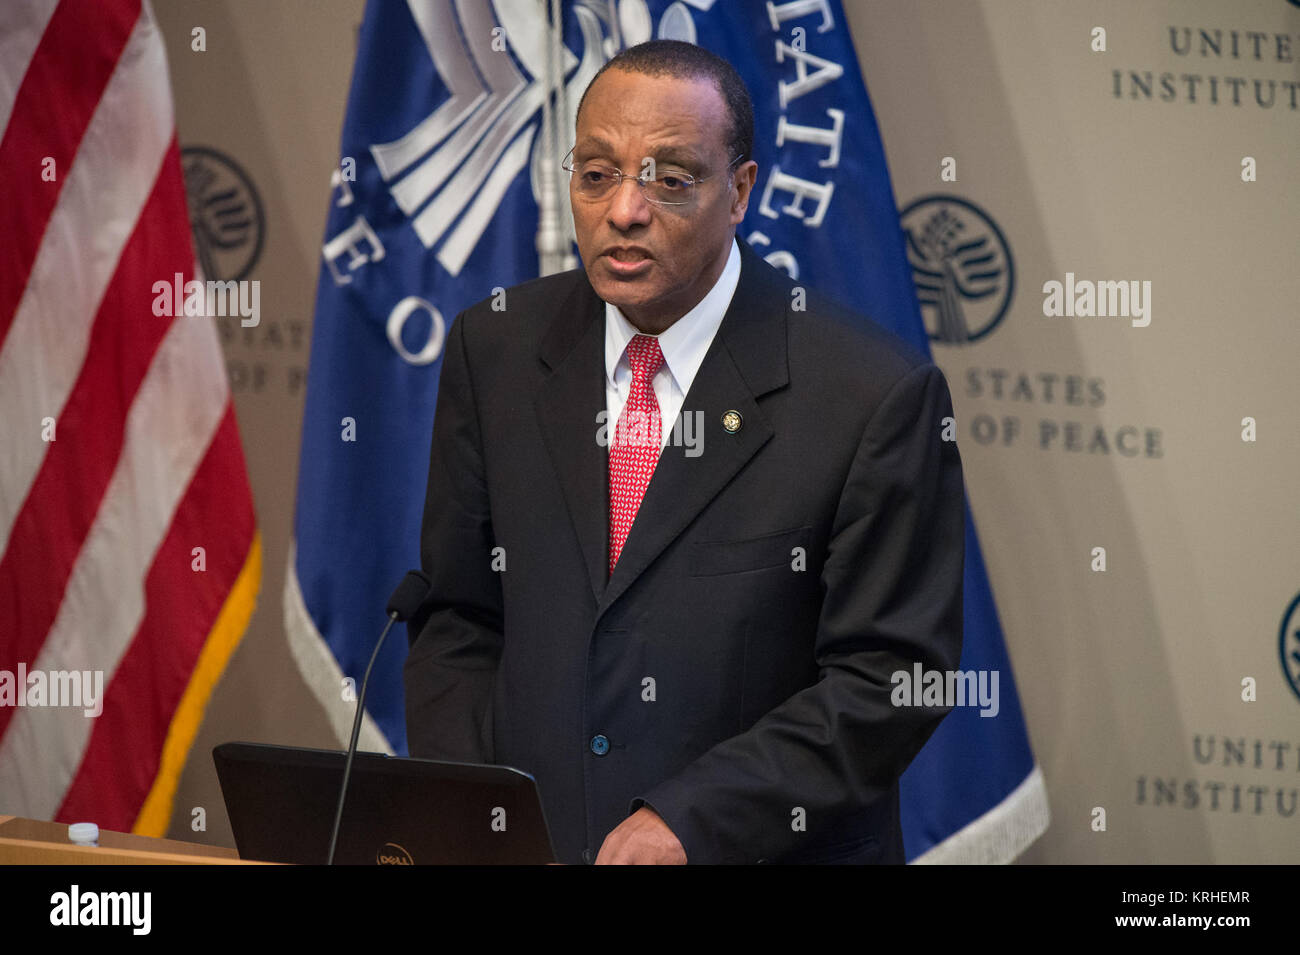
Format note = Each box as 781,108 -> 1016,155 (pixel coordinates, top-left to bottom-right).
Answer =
214,742 -> 556,865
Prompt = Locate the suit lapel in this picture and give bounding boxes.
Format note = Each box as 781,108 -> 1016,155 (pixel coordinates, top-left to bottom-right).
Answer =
535,275 -> 610,605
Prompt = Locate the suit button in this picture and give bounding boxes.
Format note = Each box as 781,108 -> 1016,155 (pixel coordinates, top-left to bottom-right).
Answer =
590,735 -> 610,756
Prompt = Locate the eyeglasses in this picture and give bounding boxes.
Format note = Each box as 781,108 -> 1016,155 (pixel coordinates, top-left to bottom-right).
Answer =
562,148 -> 745,207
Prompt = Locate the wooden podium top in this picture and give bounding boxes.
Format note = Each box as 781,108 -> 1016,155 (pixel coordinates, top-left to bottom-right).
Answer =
0,815 -> 268,865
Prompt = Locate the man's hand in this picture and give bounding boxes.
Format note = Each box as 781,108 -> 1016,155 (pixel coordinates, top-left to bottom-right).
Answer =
594,806 -> 687,864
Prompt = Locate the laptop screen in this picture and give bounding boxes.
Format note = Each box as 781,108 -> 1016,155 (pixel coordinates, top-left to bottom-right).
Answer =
214,742 -> 555,865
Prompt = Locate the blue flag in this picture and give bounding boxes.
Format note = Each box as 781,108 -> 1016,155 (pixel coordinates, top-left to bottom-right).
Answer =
292,0 -> 1047,862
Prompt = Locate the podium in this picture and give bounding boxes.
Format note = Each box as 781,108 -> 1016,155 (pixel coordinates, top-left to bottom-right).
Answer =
0,814 -> 268,864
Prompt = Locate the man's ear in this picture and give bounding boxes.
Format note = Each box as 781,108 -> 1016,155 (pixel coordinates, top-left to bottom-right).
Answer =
730,160 -> 758,225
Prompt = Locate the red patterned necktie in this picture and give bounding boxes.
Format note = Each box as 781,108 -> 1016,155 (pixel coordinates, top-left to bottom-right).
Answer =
608,333 -> 665,575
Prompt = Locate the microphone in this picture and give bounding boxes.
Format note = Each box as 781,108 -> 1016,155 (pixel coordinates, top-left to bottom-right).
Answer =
326,570 -> 431,865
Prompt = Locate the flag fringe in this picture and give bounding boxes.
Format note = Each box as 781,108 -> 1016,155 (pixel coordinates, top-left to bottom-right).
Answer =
282,539 -> 394,755
133,529 -> 262,837
912,764 -> 1050,864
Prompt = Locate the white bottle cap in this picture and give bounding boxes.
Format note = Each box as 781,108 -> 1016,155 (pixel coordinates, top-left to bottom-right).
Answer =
68,822 -> 99,845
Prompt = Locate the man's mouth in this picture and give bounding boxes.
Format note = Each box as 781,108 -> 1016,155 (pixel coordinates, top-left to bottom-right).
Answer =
608,248 -> 650,262
603,248 -> 653,276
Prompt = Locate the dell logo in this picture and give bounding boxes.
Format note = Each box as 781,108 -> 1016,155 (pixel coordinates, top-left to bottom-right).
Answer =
376,842 -> 413,865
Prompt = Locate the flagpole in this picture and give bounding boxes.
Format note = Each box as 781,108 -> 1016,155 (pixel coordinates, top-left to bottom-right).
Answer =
555,0 -> 577,271
606,0 -> 622,49
536,0 -> 572,277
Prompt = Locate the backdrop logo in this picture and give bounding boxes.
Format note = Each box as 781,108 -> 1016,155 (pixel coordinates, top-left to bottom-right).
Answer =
1280,592 -> 1300,703
371,0 -> 712,278
899,194 -> 1014,345
181,146 -> 265,282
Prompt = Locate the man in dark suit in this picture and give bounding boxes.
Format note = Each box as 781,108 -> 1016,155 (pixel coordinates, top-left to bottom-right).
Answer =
404,40 -> 964,864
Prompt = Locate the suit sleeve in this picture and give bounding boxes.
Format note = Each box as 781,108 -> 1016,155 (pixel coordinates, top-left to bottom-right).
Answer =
403,309 -> 503,764
631,362 -> 965,863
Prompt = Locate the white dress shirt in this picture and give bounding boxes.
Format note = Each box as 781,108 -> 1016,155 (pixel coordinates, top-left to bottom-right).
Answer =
604,236 -> 741,449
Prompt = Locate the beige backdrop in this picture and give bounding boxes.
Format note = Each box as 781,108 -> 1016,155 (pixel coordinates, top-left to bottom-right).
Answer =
155,0 -> 365,851
156,0 -> 1300,862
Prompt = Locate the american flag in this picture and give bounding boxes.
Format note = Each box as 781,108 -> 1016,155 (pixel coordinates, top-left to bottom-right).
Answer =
0,0 -> 259,835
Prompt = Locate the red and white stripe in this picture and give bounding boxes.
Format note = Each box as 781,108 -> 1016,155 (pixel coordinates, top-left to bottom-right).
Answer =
0,0 -> 258,834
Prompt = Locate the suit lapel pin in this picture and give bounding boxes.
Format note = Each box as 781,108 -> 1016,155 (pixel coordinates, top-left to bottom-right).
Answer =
722,410 -> 743,434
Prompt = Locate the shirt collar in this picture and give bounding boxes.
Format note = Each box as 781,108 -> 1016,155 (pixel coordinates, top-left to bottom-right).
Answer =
604,236 -> 741,392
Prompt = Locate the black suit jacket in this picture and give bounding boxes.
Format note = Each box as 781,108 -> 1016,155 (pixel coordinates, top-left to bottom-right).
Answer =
404,235 -> 965,864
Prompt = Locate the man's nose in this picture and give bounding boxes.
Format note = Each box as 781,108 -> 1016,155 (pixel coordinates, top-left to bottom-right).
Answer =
605,176 -> 653,229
